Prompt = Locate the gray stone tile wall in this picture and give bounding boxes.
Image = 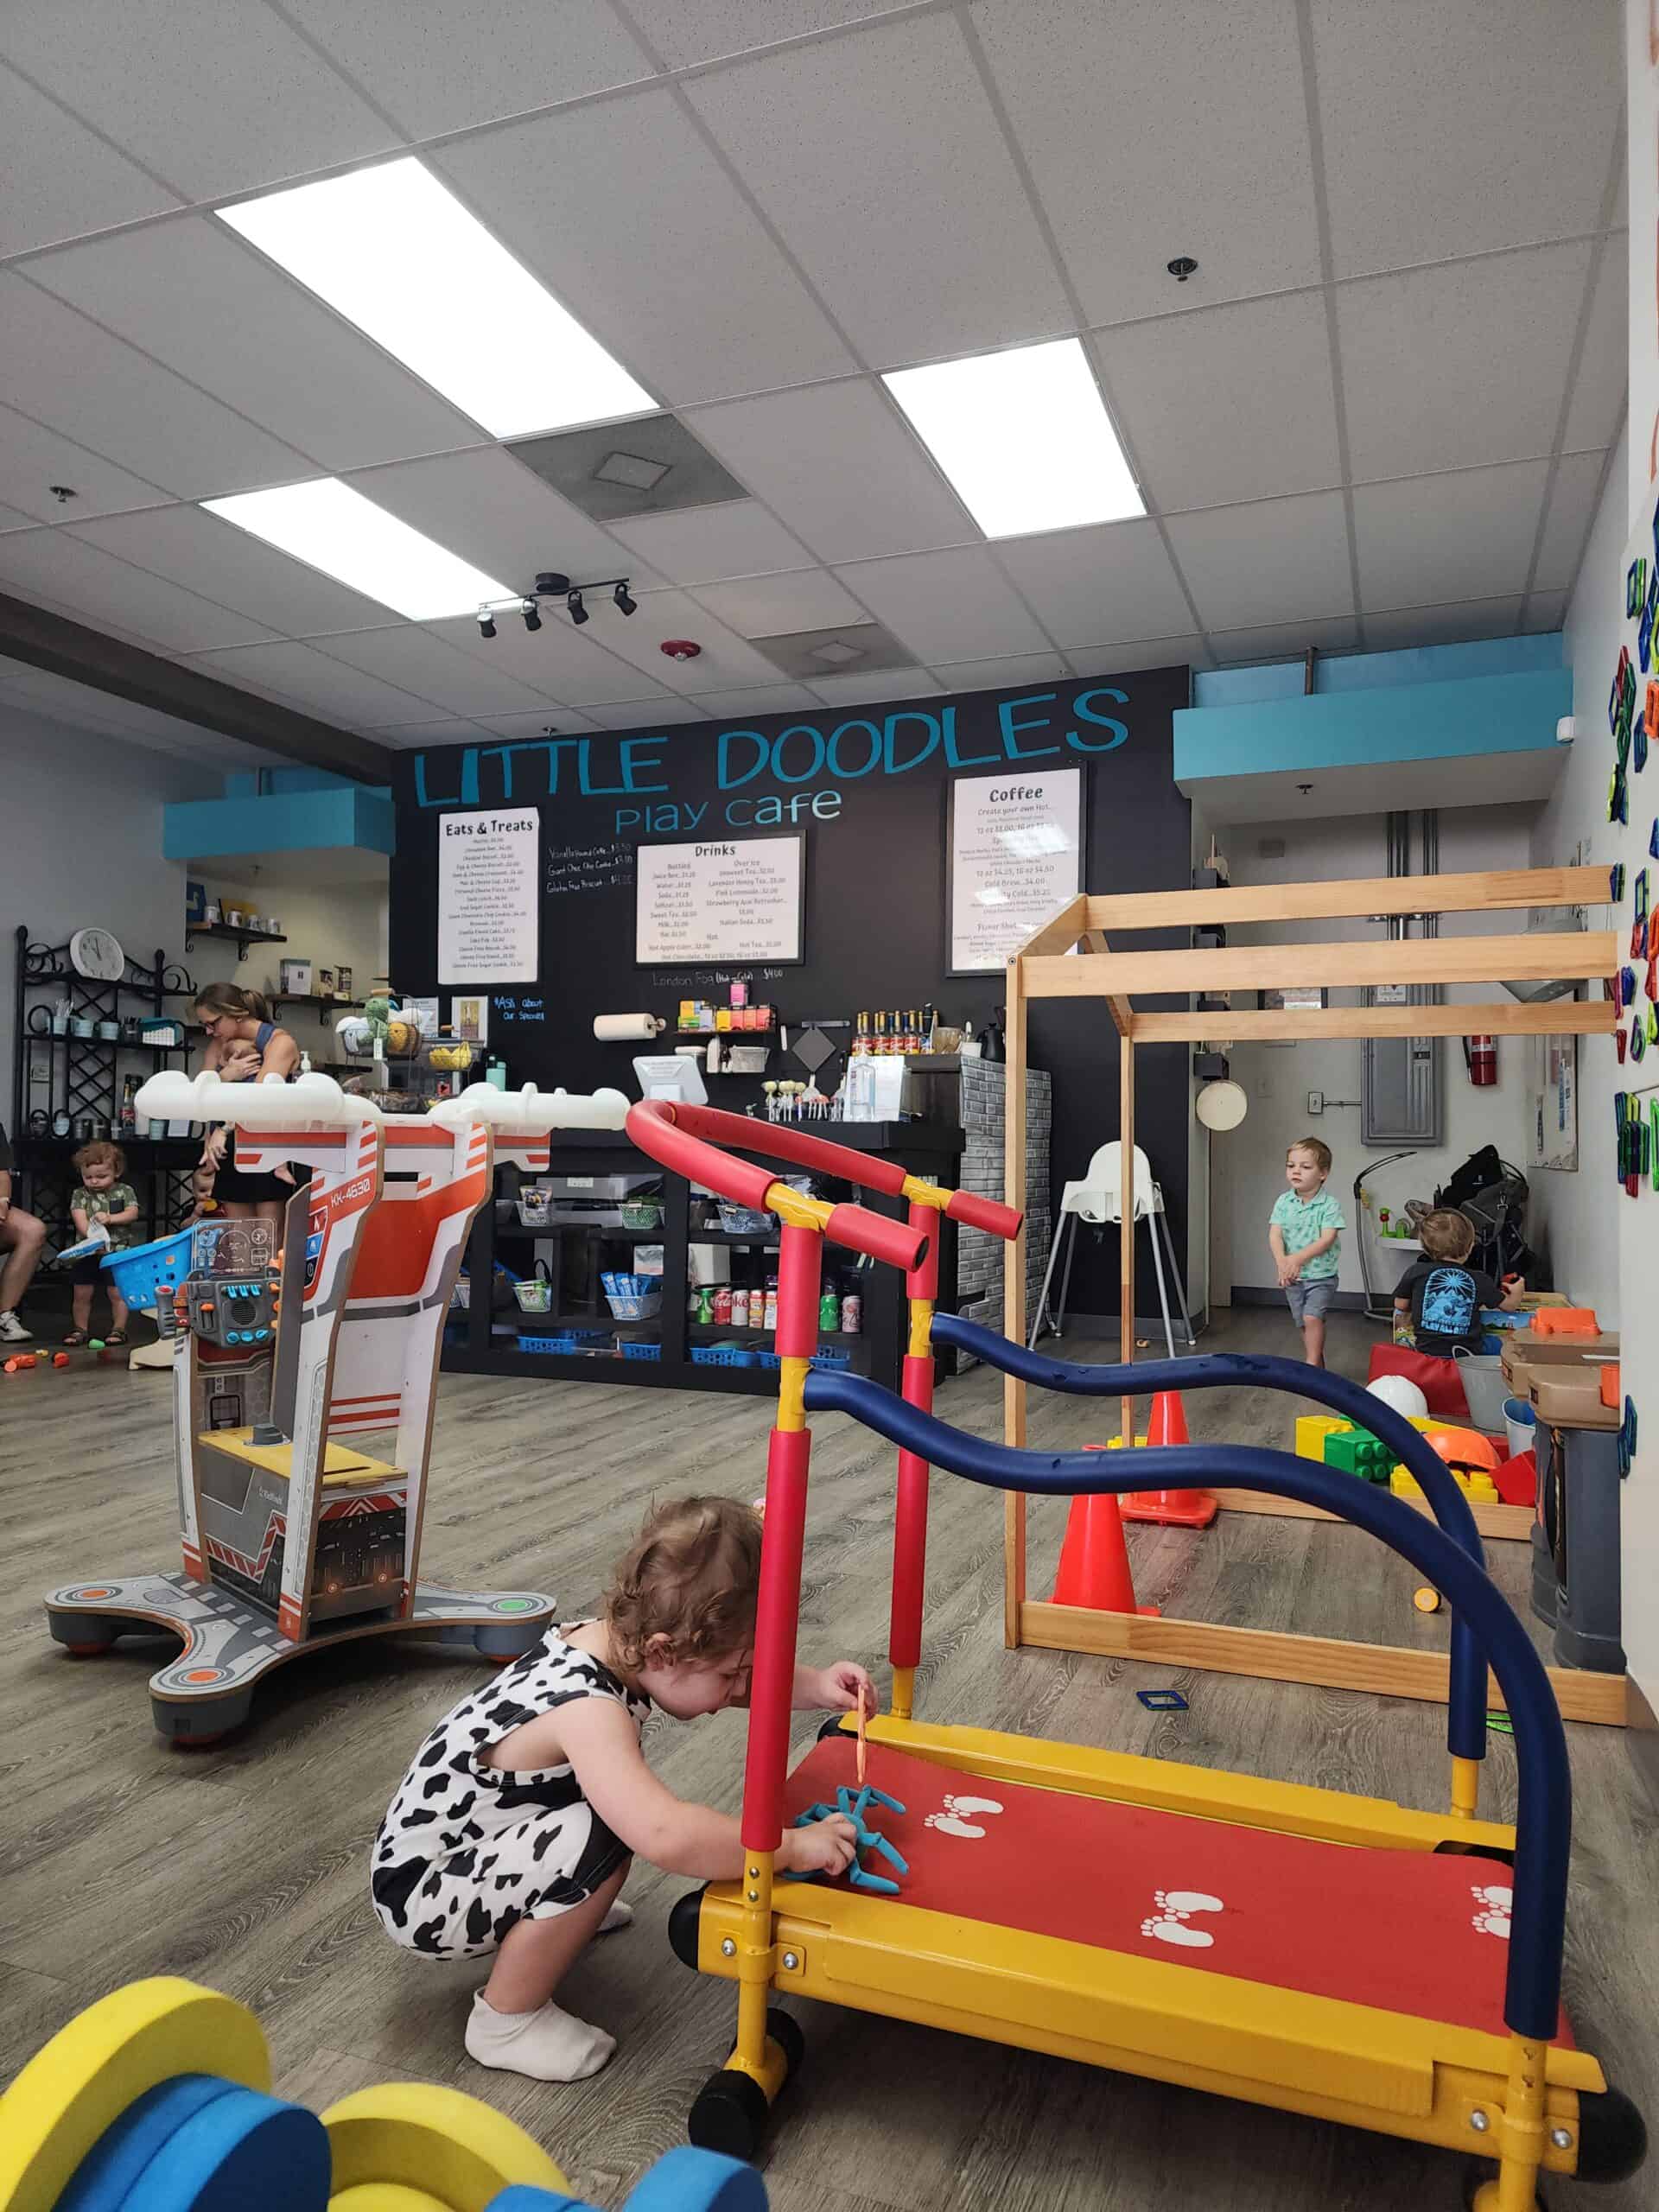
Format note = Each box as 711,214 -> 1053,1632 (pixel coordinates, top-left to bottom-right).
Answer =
954,1058 -> 1052,1349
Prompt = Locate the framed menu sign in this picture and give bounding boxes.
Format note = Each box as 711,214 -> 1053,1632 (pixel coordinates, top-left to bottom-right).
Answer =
947,766 -> 1084,973
635,832 -> 805,966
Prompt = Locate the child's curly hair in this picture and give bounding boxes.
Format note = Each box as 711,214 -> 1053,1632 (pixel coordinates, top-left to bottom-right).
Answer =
72,1139 -> 126,1177
604,1495 -> 762,1670
1418,1207 -> 1477,1262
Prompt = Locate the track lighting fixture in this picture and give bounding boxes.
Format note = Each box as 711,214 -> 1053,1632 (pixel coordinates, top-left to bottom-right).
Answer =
472,571 -> 631,639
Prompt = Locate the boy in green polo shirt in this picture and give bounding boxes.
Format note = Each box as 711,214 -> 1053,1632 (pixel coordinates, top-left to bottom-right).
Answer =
1268,1135 -> 1345,1368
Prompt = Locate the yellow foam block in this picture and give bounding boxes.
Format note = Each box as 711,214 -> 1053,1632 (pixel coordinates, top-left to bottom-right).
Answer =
1294,1414 -> 1346,1460
330,2189 -> 454,2212
1390,1467 -> 1500,1505
321,2082 -> 567,2211
1104,1435 -> 1149,1450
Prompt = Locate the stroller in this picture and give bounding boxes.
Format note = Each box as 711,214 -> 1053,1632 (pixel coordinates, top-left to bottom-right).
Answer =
1410,1144 -> 1540,1287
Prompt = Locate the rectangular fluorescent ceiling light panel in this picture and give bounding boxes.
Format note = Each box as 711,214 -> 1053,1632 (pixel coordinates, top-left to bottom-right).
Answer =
203,479 -> 512,620
883,337 -> 1143,538
219,157 -> 655,438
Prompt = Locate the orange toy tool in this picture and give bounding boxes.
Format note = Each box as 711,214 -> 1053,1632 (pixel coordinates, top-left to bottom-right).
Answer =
856,1684 -> 868,1790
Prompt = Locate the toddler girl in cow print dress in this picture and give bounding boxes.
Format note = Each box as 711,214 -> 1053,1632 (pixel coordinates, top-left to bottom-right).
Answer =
373,1495 -> 868,2082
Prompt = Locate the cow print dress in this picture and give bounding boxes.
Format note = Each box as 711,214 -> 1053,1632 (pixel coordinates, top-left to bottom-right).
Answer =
372,1626 -> 651,1961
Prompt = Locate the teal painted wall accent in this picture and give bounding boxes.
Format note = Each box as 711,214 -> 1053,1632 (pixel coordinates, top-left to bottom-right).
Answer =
1193,631 -> 1563,709
1174,664 -> 1572,785
163,784 -> 396,861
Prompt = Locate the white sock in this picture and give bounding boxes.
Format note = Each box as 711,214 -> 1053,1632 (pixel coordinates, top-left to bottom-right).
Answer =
599,1899 -> 632,1934
466,1991 -> 614,2082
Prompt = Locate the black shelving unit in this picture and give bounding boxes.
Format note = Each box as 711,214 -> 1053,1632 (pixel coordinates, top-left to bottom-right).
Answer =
10,923 -> 200,1261
445,1122 -> 963,1398
183,918 -> 287,963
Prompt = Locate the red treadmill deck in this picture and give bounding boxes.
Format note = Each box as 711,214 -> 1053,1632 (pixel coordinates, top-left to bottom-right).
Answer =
785,1738 -> 1567,2043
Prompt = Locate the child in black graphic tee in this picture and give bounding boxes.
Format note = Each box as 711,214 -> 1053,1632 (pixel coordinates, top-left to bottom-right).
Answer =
372,1496 -> 868,2082
1393,1208 -> 1524,1356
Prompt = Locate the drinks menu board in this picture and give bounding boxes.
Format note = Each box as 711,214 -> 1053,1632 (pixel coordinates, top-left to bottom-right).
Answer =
635,834 -> 804,965
948,766 -> 1083,972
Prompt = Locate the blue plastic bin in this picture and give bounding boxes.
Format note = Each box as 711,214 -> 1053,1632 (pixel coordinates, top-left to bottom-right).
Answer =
100,1228 -> 194,1308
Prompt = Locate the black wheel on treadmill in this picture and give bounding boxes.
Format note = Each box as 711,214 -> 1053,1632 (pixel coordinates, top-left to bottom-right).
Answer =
767,2006 -> 805,2078
1574,2082 -> 1648,2183
817,1713 -> 854,1743
689,2067 -> 771,2159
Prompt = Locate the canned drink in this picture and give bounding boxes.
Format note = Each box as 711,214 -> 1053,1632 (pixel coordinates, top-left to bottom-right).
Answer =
763,1288 -> 779,1331
713,1287 -> 733,1325
731,1288 -> 750,1326
840,1294 -> 861,1335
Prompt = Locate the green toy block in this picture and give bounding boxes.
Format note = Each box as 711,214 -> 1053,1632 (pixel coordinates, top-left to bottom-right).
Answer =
1321,1427 -> 1395,1481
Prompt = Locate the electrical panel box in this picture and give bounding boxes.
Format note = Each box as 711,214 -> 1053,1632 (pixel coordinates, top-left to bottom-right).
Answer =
1362,990 -> 1442,1147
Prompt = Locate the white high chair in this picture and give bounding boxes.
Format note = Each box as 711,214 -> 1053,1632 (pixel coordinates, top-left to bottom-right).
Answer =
1028,1140 -> 1197,1354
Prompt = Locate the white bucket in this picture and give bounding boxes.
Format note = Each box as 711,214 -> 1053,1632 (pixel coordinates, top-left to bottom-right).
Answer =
1503,1395 -> 1536,1461
1454,1351 -> 1509,1433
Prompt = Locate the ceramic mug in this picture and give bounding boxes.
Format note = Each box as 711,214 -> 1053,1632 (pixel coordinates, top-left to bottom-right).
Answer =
97,1020 -> 120,1041
53,1111 -> 71,1138
204,904 -> 220,925
70,1018 -> 95,1038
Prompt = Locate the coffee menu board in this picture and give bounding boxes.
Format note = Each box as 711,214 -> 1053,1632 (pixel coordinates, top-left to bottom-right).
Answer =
947,766 -> 1084,972
635,833 -> 805,966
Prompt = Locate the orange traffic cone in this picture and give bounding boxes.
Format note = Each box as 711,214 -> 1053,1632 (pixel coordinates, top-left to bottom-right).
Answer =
1119,1391 -> 1218,1528
1051,1447 -> 1159,1613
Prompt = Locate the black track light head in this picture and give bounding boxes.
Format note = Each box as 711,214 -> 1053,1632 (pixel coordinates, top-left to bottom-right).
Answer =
521,599 -> 542,633
477,607 -> 497,639
613,581 -> 637,616
568,588 -> 588,626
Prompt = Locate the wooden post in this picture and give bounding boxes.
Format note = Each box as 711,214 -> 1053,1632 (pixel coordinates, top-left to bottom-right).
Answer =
1003,956 -> 1027,1647
1119,1027 -> 1135,1446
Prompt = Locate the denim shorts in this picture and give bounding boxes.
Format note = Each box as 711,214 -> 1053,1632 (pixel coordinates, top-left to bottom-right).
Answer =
1285,1275 -> 1337,1321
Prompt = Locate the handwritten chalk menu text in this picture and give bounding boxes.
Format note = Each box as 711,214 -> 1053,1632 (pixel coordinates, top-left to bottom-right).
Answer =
948,766 -> 1083,972
636,835 -> 804,966
438,810 -> 538,983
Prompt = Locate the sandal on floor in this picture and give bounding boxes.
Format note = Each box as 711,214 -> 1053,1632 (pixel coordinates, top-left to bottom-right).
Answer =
104,1330 -> 128,1347
62,1330 -> 89,1346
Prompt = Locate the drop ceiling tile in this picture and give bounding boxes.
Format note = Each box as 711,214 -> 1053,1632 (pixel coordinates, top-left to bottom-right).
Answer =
685,12 -> 1072,365
0,0 -> 397,200
347,718 -> 490,752
1534,449 -> 1611,593
931,654 -> 1071,694
29,219 -> 483,470
576,586 -> 786,693
993,521 -> 1192,649
0,502 -> 36,531
686,380 -> 974,563
1523,590 -> 1568,632
0,525 -> 277,652
832,548 -> 1052,663
624,0 -> 914,69
677,683 -> 823,718
67,504 -> 391,636
1337,246 -> 1592,481
808,666 -> 943,703
321,626 -> 563,717
690,566 -> 866,639
1561,245 -> 1627,454
436,89 -> 855,404
280,0 -> 653,137
0,60 -> 183,256
186,639 -> 440,728
0,404 -> 172,524
1166,491 -> 1354,628
1208,614 -> 1362,666
429,613 -> 675,707
1092,292 -> 1340,512
0,273 -> 313,499
461,704 -> 603,740
1362,598 -> 1524,651
583,697 -> 714,730
349,448 -> 662,596
1310,0 -> 1621,276
1067,637 -> 1207,677
1352,461 -> 1550,608
971,0 -> 1321,327
607,503 -> 814,587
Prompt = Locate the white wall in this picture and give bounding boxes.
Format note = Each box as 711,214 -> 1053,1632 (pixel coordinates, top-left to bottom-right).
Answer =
188,873 -> 389,1069
1528,430 -> 1627,1322
1214,805 -> 1537,1300
3,715 -> 213,1128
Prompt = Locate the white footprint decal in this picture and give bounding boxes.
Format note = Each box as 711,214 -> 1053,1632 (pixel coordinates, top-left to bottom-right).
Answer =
1157,1890 -> 1223,1916
1141,1913 -> 1214,1948
943,1794 -> 1004,1819
1471,1882 -> 1513,1939
925,1812 -> 986,1838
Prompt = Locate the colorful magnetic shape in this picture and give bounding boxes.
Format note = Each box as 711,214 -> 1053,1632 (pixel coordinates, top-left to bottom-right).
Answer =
1630,558 -> 1648,617
1630,1015 -> 1646,1061
1611,861 -> 1627,901
1619,1396 -> 1638,1479
1640,871 -> 1653,925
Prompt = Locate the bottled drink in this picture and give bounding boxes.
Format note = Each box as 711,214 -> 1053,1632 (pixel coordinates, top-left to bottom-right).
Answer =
855,1010 -> 870,1056
763,1286 -> 779,1331
874,1010 -> 888,1056
840,1294 -> 861,1335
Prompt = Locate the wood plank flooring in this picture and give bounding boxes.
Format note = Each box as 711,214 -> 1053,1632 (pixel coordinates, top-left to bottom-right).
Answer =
1,1311 -> 1652,2210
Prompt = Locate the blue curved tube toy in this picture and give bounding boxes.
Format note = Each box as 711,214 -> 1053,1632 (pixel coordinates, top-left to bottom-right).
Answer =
802,1365 -> 1571,2044
932,1318 -> 1490,1764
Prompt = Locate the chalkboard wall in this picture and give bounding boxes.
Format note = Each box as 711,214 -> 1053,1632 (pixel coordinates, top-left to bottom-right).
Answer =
390,664 -> 1192,1320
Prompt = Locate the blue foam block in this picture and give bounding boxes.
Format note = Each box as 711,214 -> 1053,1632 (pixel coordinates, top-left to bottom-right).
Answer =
624,2148 -> 769,2212
58,2078 -> 238,2212
118,2088 -> 328,2212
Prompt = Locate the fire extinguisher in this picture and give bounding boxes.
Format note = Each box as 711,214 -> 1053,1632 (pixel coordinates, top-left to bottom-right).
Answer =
1464,1034 -> 1497,1087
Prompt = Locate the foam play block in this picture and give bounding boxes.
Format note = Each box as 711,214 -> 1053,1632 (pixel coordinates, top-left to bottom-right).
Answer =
1294,1414 -> 1346,1461
782,1735 -> 1564,2042
1530,1307 -> 1599,1337
1366,1345 -> 1469,1420
1391,1467 -> 1500,1505
1491,1451 -> 1537,1508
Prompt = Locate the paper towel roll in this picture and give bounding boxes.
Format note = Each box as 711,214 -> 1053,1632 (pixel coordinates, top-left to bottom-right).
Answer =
594,1013 -> 664,1041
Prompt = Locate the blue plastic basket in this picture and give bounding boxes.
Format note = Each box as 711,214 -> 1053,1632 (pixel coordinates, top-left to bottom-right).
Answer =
619,1338 -> 662,1362
518,1328 -> 609,1355
99,1228 -> 194,1309
756,1344 -> 851,1372
690,1344 -> 760,1368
